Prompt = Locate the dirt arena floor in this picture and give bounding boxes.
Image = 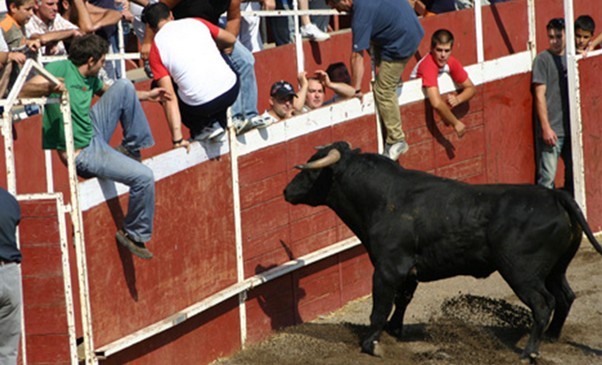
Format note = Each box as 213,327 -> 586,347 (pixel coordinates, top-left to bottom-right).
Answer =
213,242 -> 602,365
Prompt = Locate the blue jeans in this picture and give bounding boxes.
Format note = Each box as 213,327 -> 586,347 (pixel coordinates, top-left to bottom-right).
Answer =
0,263 -> 21,365
270,0 -> 295,45
536,136 -> 573,194
227,40 -> 259,120
75,79 -> 155,242
103,33 -> 123,80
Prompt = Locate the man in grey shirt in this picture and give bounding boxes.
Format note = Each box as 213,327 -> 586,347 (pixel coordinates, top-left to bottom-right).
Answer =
532,18 -> 572,194
0,188 -> 22,365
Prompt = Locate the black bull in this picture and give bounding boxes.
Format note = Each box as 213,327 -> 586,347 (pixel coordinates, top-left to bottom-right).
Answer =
283,141 -> 602,360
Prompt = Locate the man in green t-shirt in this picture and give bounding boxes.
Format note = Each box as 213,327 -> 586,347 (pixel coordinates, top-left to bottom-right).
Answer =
20,34 -> 170,260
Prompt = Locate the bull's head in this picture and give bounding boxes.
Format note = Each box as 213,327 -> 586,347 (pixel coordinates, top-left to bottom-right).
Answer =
283,141 -> 352,206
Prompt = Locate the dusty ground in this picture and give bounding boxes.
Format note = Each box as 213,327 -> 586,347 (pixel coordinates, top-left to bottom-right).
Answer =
213,242 -> 602,365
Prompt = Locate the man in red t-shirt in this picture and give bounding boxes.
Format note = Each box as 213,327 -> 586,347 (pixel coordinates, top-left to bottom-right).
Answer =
411,29 -> 476,138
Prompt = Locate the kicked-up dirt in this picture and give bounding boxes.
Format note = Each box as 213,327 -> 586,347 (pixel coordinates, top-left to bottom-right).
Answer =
213,242 -> 602,365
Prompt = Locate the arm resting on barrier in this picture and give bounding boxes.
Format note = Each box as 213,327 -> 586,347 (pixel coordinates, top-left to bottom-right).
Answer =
19,74 -> 65,98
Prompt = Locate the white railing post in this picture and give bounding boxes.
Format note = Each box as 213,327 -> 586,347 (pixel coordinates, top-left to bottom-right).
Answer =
527,0 -> 537,61
58,84 -> 96,365
117,21 -> 127,79
292,0 -> 305,73
474,0 -> 484,63
226,108 -> 248,349
563,0 -> 586,214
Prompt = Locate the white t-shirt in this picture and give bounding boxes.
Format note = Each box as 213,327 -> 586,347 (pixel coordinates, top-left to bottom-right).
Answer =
0,31 -> 8,52
149,18 -> 237,106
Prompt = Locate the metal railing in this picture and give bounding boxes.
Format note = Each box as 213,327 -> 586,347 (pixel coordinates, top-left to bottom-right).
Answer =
1,59 -> 91,365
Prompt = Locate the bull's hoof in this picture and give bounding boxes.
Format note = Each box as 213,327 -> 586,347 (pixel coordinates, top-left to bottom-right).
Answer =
544,331 -> 560,342
519,351 -> 539,364
361,340 -> 384,357
386,324 -> 403,339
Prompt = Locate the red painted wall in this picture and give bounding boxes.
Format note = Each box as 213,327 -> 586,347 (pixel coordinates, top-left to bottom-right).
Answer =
580,56 -> 602,232
85,158 -> 238,347
19,200 -> 72,365
101,298 -> 242,365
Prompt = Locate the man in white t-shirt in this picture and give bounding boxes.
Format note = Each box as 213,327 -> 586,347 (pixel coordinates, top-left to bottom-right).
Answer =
144,2 -> 239,149
25,0 -> 80,55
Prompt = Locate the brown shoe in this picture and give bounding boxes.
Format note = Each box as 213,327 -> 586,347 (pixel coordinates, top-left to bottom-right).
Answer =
116,229 -> 153,260
115,145 -> 142,162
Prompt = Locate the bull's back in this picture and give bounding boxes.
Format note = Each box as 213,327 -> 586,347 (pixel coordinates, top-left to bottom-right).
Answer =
405,183 -> 576,282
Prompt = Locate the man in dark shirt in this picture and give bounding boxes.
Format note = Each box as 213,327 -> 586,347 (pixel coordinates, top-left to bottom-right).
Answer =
327,0 -> 424,161
0,187 -> 22,365
532,18 -> 572,194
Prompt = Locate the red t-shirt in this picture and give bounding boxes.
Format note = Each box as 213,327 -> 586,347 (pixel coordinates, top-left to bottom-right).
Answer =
412,53 -> 468,88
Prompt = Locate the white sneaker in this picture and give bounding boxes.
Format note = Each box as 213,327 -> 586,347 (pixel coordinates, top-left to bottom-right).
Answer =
233,117 -> 251,135
194,122 -> 225,141
384,141 -> 409,160
251,116 -> 273,129
300,23 -> 330,42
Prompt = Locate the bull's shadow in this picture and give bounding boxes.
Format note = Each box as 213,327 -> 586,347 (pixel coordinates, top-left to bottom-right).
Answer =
253,240 -> 306,330
280,294 -> 534,359
566,341 -> 602,357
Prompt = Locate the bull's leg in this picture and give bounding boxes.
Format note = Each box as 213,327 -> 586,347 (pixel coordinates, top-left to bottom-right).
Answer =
508,282 -> 555,360
387,270 -> 418,339
545,273 -> 575,340
362,269 -> 396,356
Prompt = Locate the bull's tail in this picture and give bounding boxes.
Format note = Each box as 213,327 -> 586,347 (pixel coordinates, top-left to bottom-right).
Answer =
556,190 -> 602,255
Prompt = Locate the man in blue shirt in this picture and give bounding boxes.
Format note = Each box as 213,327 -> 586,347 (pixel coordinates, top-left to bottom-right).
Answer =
327,0 -> 424,160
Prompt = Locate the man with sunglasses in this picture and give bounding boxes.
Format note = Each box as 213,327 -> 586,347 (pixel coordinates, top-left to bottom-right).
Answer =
262,80 -> 301,126
532,18 -> 573,194
326,0 -> 423,161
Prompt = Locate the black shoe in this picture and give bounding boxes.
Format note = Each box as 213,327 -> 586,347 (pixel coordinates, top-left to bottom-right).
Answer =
116,229 -> 153,260
115,145 -> 142,162
143,60 -> 154,79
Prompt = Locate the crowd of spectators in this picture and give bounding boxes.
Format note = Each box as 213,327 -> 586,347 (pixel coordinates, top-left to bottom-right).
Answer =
0,0 -> 599,140
0,0 -> 598,127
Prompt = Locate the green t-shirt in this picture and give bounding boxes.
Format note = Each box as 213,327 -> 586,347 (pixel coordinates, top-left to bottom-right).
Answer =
42,60 -> 103,150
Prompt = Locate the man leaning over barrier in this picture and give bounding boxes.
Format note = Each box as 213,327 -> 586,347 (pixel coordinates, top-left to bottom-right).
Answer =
20,34 -> 171,260
143,2 -> 240,148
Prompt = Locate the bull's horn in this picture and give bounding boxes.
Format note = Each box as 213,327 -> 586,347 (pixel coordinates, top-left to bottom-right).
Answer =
297,148 -> 341,170
314,141 -> 352,150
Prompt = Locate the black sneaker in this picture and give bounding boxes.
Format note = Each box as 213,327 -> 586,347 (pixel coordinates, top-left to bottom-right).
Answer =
115,145 -> 142,162
143,60 -> 154,79
116,229 -> 153,260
